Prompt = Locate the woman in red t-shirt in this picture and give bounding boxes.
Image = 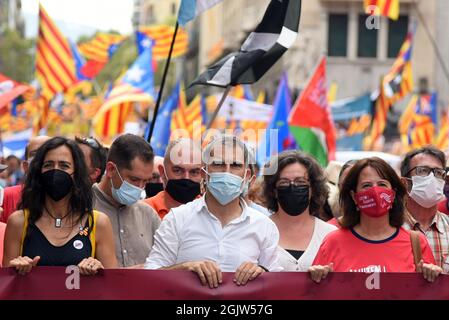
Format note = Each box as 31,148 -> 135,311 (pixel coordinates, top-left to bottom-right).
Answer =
309,157 -> 442,283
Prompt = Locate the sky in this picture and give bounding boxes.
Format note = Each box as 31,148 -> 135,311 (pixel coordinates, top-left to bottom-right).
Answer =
21,0 -> 134,40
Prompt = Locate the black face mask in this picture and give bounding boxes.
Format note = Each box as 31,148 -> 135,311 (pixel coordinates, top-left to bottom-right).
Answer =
145,182 -> 164,198
276,185 -> 310,216
165,179 -> 201,204
41,169 -> 73,202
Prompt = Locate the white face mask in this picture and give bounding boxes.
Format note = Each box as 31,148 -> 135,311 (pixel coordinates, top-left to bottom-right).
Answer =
409,173 -> 445,208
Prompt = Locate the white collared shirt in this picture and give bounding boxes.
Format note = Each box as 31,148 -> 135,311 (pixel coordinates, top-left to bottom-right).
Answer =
144,196 -> 282,272
277,217 -> 338,271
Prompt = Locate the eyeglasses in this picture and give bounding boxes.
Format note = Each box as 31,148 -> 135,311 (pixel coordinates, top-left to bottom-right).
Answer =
276,178 -> 309,189
82,137 -> 100,150
406,166 -> 447,180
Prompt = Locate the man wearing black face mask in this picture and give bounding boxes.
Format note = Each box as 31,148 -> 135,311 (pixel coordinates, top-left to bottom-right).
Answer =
144,156 -> 165,198
145,138 -> 202,219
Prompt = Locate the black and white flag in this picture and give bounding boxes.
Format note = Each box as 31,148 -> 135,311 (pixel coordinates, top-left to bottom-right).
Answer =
190,0 -> 302,88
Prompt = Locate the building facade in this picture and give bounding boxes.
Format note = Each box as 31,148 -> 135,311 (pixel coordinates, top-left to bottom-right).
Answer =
0,0 -> 25,36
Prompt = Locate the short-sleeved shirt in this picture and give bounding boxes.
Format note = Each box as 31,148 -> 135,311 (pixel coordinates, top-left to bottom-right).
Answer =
1,184 -> 23,223
92,184 -> 161,267
403,210 -> 449,270
144,195 -> 282,272
144,191 -> 181,220
313,227 -> 435,272
0,222 -> 5,266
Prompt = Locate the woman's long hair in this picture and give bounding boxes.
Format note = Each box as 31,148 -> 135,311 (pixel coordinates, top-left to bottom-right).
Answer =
18,137 -> 93,228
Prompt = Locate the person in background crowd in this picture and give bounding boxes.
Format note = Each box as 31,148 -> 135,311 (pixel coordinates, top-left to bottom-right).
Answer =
3,137 -> 117,275
400,146 -> 449,271
327,159 -> 357,227
145,138 -> 203,219
437,160 -> 449,215
145,156 -> 165,198
1,135 -> 51,224
0,163 -> 8,266
324,161 -> 342,218
5,155 -> 24,186
264,150 -> 337,271
93,134 -> 160,268
309,157 -> 442,283
241,148 -> 270,216
75,136 -> 108,186
145,135 -> 282,288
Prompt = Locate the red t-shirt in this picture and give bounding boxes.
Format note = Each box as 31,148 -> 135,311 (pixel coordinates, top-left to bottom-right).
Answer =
1,184 -> 23,223
313,227 -> 436,272
437,199 -> 449,215
327,217 -> 341,228
0,222 -> 6,267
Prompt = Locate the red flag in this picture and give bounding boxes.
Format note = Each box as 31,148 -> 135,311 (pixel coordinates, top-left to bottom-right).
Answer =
288,57 -> 336,166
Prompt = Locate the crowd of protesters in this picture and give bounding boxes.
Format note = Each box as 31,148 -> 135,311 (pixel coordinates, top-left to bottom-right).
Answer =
1,132 -> 448,286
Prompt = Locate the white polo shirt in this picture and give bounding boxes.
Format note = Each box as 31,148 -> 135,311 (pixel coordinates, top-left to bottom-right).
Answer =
144,195 -> 282,272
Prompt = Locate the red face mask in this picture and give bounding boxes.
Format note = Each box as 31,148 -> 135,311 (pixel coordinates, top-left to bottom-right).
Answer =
355,186 -> 395,218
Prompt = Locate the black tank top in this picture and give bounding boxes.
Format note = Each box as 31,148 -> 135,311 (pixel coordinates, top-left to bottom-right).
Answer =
22,219 -> 93,266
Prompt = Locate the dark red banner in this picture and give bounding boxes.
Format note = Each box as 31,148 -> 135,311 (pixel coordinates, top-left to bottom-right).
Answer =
0,267 -> 448,300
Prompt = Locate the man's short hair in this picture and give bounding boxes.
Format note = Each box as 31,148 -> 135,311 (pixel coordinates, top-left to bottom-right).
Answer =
108,134 -> 154,170
163,138 -> 201,167
75,136 -> 108,183
400,146 -> 446,177
202,134 -> 249,167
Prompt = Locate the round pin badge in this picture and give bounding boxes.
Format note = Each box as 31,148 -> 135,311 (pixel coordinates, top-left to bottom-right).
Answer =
73,240 -> 84,250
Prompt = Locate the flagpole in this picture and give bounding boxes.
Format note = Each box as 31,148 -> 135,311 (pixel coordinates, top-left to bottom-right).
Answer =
146,22 -> 179,143
206,86 -> 231,130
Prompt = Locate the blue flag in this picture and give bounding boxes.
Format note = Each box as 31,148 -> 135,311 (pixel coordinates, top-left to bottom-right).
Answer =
257,73 -> 296,166
146,83 -> 181,156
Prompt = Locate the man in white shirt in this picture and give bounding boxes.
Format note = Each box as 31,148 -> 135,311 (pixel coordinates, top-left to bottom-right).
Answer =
145,135 -> 281,288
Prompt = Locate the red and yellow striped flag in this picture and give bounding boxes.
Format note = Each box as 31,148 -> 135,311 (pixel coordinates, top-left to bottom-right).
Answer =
435,112 -> 449,151
139,25 -> 189,60
347,114 -> 372,136
94,102 -> 133,139
364,0 -> 400,20
78,33 -> 126,63
171,92 -> 203,141
366,80 -> 390,149
36,4 -> 77,99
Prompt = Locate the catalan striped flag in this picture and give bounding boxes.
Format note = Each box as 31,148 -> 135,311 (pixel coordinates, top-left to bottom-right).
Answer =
93,101 -> 133,139
364,0 -> 400,20
171,91 -> 204,141
32,96 -> 50,135
78,33 -> 126,79
383,26 -> 414,104
137,25 -> 189,60
347,114 -> 372,136
435,111 -> 449,151
366,78 -> 390,149
36,4 -> 77,99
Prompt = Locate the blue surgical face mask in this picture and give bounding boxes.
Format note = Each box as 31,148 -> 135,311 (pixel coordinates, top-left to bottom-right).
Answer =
204,168 -> 246,205
110,164 -> 145,206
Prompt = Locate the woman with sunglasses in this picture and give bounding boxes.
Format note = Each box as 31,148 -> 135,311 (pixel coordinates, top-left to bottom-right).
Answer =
3,137 -> 117,275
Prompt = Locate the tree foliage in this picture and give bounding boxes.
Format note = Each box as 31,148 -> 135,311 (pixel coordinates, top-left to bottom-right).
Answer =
0,29 -> 34,82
